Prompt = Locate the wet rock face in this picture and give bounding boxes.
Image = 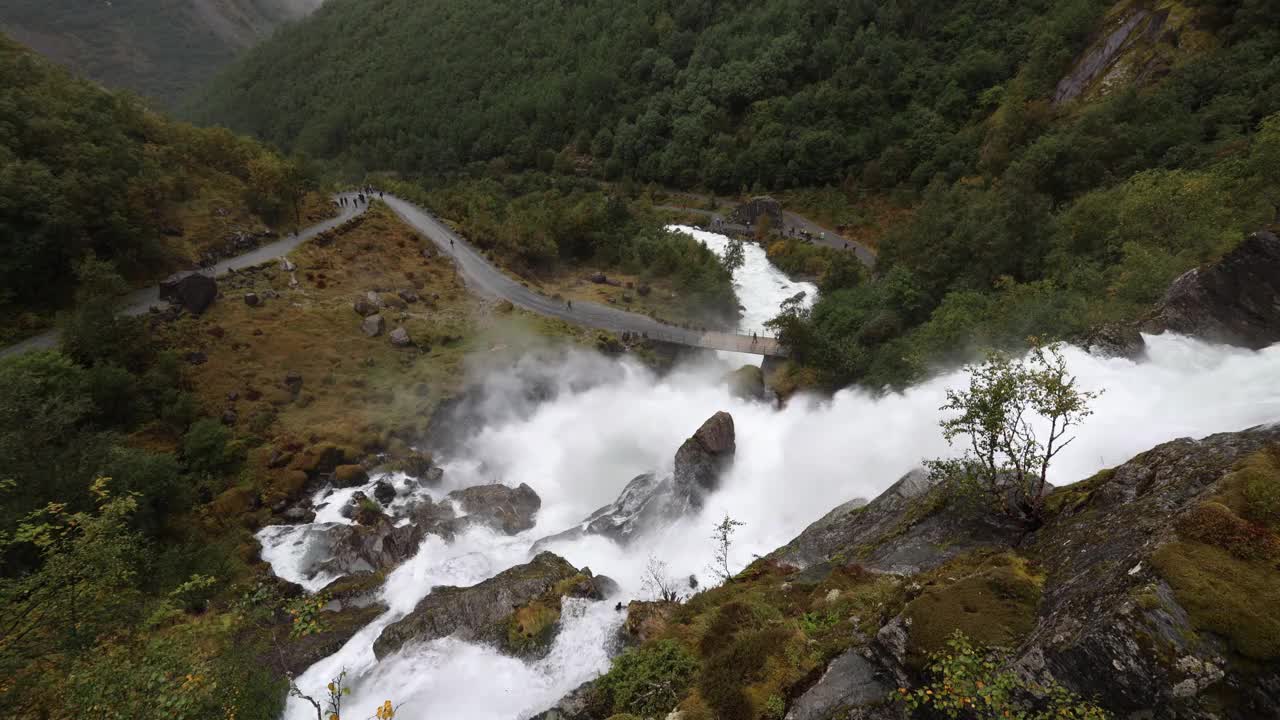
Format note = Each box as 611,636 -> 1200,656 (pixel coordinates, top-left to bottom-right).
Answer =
372,551 -> 580,659
1142,230 -> 1280,349
447,482 -> 541,534
672,410 -> 736,510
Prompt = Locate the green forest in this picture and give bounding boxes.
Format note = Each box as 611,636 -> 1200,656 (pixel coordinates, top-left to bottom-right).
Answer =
0,34 -> 315,342
196,0 -> 1280,386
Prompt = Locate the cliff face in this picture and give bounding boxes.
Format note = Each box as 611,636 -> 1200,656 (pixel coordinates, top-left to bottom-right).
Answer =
554,424 -> 1280,720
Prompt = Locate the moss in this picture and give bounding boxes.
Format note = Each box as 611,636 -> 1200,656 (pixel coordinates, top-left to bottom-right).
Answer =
903,552 -> 1042,669
1046,468 -> 1113,514
1214,448 -> 1280,530
1152,540 -> 1280,661
1175,501 -> 1280,562
503,600 -> 561,657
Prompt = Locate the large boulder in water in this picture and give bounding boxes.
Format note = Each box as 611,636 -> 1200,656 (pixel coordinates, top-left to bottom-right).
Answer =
535,411 -> 736,549
372,551 -> 603,659
672,410 -> 736,510
158,271 -> 217,314
448,482 -> 541,534
1141,230 -> 1280,349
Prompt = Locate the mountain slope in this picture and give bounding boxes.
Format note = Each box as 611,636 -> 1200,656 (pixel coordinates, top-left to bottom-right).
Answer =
0,0 -> 322,107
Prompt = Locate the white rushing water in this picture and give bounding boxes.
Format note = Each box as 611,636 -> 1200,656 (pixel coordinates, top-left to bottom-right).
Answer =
264,330 -> 1280,720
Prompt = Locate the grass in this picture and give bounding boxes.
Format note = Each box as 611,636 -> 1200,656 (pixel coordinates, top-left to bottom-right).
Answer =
532,265 -> 732,329
156,201 -> 597,508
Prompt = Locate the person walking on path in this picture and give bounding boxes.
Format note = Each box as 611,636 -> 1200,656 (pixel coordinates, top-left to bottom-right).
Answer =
567,299 -> 573,311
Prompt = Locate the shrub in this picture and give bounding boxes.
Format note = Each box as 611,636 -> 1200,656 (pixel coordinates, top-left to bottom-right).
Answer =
898,631 -> 1109,719
592,639 -> 699,718
182,418 -> 237,476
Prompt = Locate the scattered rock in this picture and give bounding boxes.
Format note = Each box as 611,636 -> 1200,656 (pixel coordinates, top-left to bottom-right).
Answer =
361,314 -> 385,337
448,483 -> 541,534
221,408 -> 238,426
244,292 -> 261,307
159,271 -> 218,314
279,258 -> 296,272
353,296 -> 380,317
397,289 -> 419,304
185,351 -> 207,365
281,505 -> 316,524
284,371 -> 303,392
637,284 -> 651,297
589,272 -> 608,284
389,326 -> 412,347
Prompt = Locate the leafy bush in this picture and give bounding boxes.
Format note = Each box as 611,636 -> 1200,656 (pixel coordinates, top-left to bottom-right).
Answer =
182,418 -> 238,476
591,639 -> 699,718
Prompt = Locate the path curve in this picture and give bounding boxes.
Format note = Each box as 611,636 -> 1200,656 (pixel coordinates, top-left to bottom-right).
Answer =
1,193 -> 785,358
0,195 -> 368,359
381,196 -> 784,356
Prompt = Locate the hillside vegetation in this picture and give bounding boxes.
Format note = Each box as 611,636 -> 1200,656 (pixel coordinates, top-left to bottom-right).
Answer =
0,34 -> 317,342
196,0 -> 1280,387
0,0 -> 320,107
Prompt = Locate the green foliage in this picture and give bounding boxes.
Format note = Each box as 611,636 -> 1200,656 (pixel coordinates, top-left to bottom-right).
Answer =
929,343 -> 1099,522
897,631 -> 1110,719
592,639 -> 700,718
182,418 -> 239,477
287,592 -> 332,639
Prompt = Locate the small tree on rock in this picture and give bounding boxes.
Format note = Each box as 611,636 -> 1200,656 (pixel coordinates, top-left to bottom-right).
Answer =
929,342 -> 1100,524
709,513 -> 744,584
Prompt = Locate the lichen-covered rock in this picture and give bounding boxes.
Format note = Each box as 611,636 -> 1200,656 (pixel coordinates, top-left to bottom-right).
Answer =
784,651 -> 892,720
361,313 -> 385,337
372,551 -> 583,659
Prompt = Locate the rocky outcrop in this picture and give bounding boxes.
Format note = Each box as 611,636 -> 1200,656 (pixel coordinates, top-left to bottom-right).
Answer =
729,195 -> 782,226
447,483 -> 541,534
784,651 -> 892,720
672,411 -> 735,510
1142,230 -> 1280,349
159,271 -> 217,314
372,551 -> 583,659
1086,230 -> 1280,358
724,364 -> 765,401
535,412 -> 736,549
316,513 -> 429,577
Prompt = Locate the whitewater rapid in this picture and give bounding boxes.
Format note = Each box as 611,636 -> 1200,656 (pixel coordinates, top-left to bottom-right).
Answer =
264,330 -> 1280,720
261,227 -> 1279,719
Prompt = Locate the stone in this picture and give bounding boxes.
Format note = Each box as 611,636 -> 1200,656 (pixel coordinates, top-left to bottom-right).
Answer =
333,464 -> 369,487
281,505 -> 316,524
637,283 -> 652,297
389,326 -> 412,347
729,195 -> 782,226
373,552 -> 580,658
397,289 -> 419,304
448,483 -> 541,534
1084,322 -> 1146,359
185,351 -> 207,365
589,272 -> 608,284
159,271 -> 218,314
784,651 -> 890,720
1141,230 -> 1280,349
671,411 -> 735,509
244,292 -> 261,307
353,296 -> 379,317
220,408 -> 238,426
373,479 -> 396,505
284,371 -> 303,391
361,314 -> 385,337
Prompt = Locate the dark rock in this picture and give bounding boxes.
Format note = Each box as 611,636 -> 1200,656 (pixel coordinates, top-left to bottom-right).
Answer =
284,371 -> 303,392
528,679 -> 599,720
184,351 -> 207,365
1141,230 -> 1280,349
373,551 -> 580,659
1084,322 -> 1147,359
784,651 -> 892,720
389,326 -> 412,347
244,292 -> 261,307
373,479 -> 396,505
353,296 -> 380,317
159,271 -> 218,314
728,195 -> 782,226
589,272 -> 608,284
338,491 -> 370,520
282,505 -> 316,524
220,408 -> 238,426
268,449 -> 295,469
361,314 -> 385,337
637,284 -> 651,297
397,289 -> 419,304
316,513 -> 428,579
448,483 -> 541,534
672,410 -> 735,510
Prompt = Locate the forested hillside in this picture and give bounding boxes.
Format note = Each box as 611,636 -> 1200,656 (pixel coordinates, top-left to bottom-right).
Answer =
0,34 -> 316,342
197,0 -> 1280,387
0,0 -> 321,107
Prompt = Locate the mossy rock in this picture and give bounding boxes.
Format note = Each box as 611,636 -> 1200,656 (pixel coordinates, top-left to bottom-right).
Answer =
333,464 -> 369,487
503,600 -> 562,657
1153,540 -> 1280,661
210,485 -> 257,520
903,553 -> 1042,668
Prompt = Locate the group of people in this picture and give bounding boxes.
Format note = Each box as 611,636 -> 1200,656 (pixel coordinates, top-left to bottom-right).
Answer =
337,186 -> 386,209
